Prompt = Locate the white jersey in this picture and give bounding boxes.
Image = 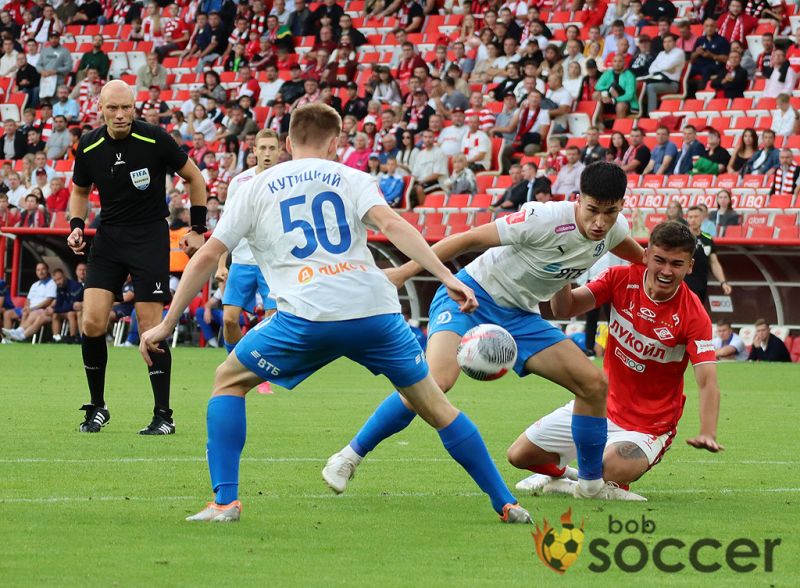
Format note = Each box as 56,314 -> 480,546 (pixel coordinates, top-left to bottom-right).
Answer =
466,201 -> 630,313
212,158 -> 401,322
226,166 -> 259,265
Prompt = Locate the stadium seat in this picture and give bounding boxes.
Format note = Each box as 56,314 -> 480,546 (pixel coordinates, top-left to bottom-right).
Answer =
775,226 -> 799,240
715,174 -> 739,189
747,226 -> 775,239
417,193 -> 445,210
773,213 -> 798,227
767,194 -> 794,208
722,225 -> 744,238
446,212 -> 469,226
422,212 -> 443,225
401,211 -> 420,226
468,193 -> 493,209
472,211 -> 493,225
422,224 -> 446,240
444,194 -> 470,209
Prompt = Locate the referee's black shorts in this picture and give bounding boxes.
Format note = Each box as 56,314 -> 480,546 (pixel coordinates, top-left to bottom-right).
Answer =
85,220 -> 171,303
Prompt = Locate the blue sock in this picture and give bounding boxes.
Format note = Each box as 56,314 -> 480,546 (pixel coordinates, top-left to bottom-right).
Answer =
438,412 -> 516,514
224,342 -> 236,354
350,392 -> 416,457
206,395 -> 246,505
571,414 -> 607,480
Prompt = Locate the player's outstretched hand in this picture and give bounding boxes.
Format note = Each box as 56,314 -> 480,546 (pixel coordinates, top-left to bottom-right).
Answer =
67,228 -> 86,255
443,277 -> 478,313
181,231 -> 206,257
383,267 -> 407,289
139,322 -> 173,367
215,266 -> 229,283
686,435 -> 724,452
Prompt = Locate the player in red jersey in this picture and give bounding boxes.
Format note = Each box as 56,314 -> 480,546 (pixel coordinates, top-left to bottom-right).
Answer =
508,222 -> 724,500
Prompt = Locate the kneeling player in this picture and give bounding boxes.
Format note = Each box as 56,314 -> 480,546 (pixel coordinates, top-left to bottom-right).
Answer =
509,222 -> 724,500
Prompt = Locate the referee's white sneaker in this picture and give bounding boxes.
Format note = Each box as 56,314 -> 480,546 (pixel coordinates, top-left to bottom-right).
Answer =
186,500 -> 242,522
322,446 -> 362,494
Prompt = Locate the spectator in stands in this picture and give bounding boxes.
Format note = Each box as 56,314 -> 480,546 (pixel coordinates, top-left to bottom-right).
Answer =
710,49 -> 748,98
218,105 -> 259,142
293,77 -> 321,109
311,0 -> 345,33
604,37 -> 633,71
755,33 -> 775,78
188,105 -> 218,143
52,85 -> 79,122
696,203 -> 717,236
30,152 -> 54,185
2,119 -> 27,160
764,48 -> 798,98
694,127 -> 730,174
395,42 -> 426,86
673,125 -> 707,175
1,261 -> 55,342
709,190 -> 741,234
712,320 -> 748,360
562,39 -> 587,75
606,131 -> 629,165
770,149 -> 799,197
16,192 -> 49,229
689,19 -> 730,96
438,75 -> 470,115
643,0 -> 677,24
492,163 -> 522,207
379,133 -> 400,167
340,81 -> 366,121
594,53 -> 638,119
0,192 -> 19,226
411,128 -> 448,204
494,161 -> 551,209
373,66 -> 403,106
46,175 -> 68,211
45,114 -> 70,160
748,319 -> 791,362
188,132 -> 209,166
403,89 -> 435,135
343,132 -> 371,171
136,52 -> 167,91
287,0 -> 313,36
36,31 -> 71,92
685,205 -> 732,302
580,126 -> 607,166
743,129 -> 779,175
544,137 -> 567,175
366,153 -> 381,176
642,125 -> 677,175
48,267 -> 81,343
395,130 -> 418,176
13,52 -> 39,107
76,34 -> 109,82
620,127 -> 651,174
543,71 -> 573,133
463,90 -> 495,132
378,157 -> 405,206
727,127 -> 757,173
277,65 -> 305,105
5,171 -> 26,207
0,36 -> 17,77
461,114 -> 492,172
72,0 -> 103,24
771,93 -> 798,138
551,145 -> 585,199
717,0 -> 757,46
199,70 -> 227,105
641,33 -> 685,116
577,58 -> 601,101
562,61 -> 584,101
674,19 -> 698,57
30,4 -> 63,43
444,153 -> 477,196
603,20 -> 635,60
666,200 -> 688,225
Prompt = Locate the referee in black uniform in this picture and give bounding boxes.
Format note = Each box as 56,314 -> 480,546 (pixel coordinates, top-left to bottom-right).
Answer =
67,80 -> 208,435
685,206 -> 733,304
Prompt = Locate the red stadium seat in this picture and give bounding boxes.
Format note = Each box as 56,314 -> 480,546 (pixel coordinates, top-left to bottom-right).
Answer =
445,194 -> 470,208
419,193 -> 445,209
423,224 -> 446,240
641,175 -> 663,188
468,193 -> 493,208
472,211 -> 493,225
446,212 -> 469,226
476,175 -> 496,193
722,225 -> 744,238
741,175 -> 766,188
689,175 -> 714,188
767,194 -> 794,208
50,212 -> 69,229
666,175 -> 690,189
715,173 -> 739,189
773,213 -> 798,227
645,213 -> 667,231
747,225 -> 775,239
422,212 -> 444,225
401,211 -> 420,226
744,213 -> 770,229
448,224 -> 471,235
775,225 -> 799,240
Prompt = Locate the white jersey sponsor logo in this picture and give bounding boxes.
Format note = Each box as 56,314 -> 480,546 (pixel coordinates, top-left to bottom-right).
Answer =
609,308 -> 686,364
653,326 -> 674,341
695,339 -> 715,354
615,347 -> 646,372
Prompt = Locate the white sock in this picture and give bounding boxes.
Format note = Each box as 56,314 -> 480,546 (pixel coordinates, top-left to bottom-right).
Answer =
341,444 -> 363,465
578,478 -> 605,495
564,466 -> 579,480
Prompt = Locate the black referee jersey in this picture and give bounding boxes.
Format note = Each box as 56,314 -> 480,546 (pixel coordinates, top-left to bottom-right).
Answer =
72,120 -> 189,226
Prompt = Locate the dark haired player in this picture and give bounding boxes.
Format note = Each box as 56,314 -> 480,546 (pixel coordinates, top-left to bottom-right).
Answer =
324,162 -> 646,500
66,80 -> 208,435
512,222 -> 723,500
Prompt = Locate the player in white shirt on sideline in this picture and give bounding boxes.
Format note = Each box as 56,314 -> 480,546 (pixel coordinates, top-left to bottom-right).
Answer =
215,129 -> 281,395
139,103 -> 532,524
324,162 -> 647,501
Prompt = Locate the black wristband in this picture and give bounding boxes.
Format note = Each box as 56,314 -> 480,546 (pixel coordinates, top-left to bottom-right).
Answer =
191,224 -> 208,235
69,217 -> 85,232
190,205 -> 208,228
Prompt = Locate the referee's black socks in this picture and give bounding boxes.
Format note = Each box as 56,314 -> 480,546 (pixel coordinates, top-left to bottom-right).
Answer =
148,341 -> 172,418
82,335 -> 108,407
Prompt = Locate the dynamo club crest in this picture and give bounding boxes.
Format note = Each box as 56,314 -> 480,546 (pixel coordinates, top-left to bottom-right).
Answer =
130,168 -> 151,190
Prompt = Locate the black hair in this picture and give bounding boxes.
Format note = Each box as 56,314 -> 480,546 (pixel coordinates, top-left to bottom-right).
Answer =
649,221 -> 696,255
579,161 -> 627,203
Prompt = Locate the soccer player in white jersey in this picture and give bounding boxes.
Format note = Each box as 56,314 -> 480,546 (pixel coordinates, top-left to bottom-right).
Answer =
512,222 -> 723,500
215,129 -> 280,394
139,103 -> 532,524
324,162 -> 646,501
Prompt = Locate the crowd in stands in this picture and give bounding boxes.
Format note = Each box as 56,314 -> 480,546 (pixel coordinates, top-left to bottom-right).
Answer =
0,0 -> 798,347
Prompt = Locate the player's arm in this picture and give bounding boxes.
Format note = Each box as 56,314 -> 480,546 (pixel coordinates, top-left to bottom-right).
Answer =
386,221 -> 502,286
175,158 -> 208,256
549,283 -> 598,319
66,182 -> 92,255
686,363 -> 724,452
708,252 -> 732,295
139,237 -> 229,365
367,205 -> 477,312
610,236 -> 645,265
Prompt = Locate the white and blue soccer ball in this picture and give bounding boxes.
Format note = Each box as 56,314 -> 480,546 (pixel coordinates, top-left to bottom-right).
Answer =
456,324 -> 517,381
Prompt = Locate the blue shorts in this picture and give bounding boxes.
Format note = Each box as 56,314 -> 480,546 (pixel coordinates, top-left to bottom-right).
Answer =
235,312 -> 428,389
428,270 -> 566,376
222,263 -> 276,312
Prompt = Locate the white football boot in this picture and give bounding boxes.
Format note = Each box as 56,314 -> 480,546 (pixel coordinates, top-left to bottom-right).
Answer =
322,446 -> 363,494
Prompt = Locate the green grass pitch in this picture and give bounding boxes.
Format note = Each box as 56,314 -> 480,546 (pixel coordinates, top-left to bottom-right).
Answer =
1,346 -> 798,587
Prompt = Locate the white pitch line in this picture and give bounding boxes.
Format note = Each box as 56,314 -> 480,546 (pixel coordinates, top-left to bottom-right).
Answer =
2,488 -> 799,504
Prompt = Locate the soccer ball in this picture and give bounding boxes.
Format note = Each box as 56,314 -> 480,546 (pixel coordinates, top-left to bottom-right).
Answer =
541,524 -> 584,573
456,324 -> 517,381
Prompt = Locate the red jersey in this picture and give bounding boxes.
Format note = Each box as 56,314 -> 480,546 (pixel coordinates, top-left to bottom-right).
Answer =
586,264 -> 716,436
